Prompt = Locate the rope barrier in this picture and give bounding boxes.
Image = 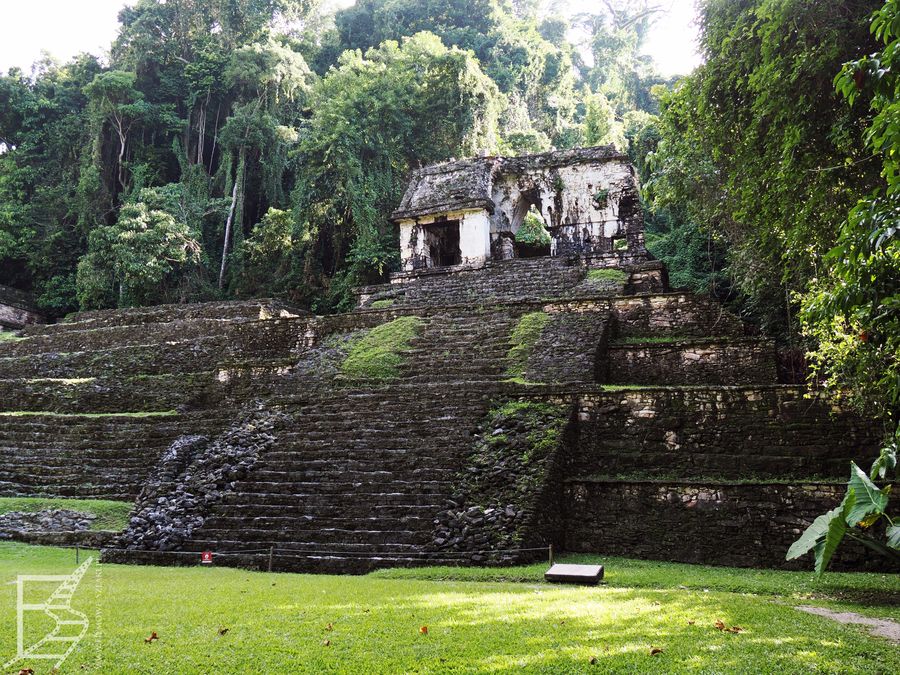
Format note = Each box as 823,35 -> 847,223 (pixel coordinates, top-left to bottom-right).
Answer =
106,545 -> 551,559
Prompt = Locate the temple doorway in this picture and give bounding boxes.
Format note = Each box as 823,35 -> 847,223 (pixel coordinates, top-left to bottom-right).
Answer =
514,205 -> 551,258
424,220 -> 462,267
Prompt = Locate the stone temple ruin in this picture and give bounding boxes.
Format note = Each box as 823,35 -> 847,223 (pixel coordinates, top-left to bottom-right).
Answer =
0,285 -> 44,333
0,146 -> 886,572
393,146 -> 647,270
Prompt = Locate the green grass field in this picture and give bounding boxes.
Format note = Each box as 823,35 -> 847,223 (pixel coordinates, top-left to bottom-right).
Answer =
0,498 -> 132,531
0,544 -> 897,674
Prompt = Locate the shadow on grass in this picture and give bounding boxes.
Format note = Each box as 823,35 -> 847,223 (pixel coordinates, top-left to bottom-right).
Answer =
1,543 -> 898,672
370,553 -> 900,606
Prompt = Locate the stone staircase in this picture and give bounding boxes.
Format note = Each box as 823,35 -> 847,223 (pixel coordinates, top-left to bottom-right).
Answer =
0,412 -> 231,499
174,389 -> 494,572
0,255 -> 885,572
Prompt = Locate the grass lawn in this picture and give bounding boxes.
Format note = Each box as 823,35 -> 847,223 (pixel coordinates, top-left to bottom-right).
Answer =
0,498 -> 132,531
0,543 -> 897,674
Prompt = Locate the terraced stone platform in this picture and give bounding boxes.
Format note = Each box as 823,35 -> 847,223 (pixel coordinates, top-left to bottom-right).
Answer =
0,259 -> 885,572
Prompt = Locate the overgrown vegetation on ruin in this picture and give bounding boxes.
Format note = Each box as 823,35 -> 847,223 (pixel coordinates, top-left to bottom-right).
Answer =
339,316 -> 423,382
586,268 -> 627,284
504,312 -> 550,381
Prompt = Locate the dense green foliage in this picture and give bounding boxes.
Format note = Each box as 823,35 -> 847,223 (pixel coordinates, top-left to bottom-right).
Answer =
646,0 -> 883,334
800,0 -> 900,425
788,0 -> 900,573
0,0 -> 674,314
643,0 -> 900,425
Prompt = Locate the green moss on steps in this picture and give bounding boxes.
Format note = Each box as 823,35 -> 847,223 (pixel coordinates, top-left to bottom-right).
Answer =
0,331 -> 23,342
505,312 -> 550,380
613,336 -> 695,345
586,268 -> 628,284
340,316 -> 424,381
370,299 -> 395,309
0,497 -> 133,531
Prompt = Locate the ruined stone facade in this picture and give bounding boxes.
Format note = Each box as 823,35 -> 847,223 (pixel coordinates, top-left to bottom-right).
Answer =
0,149 -> 892,574
392,146 -> 647,272
0,285 -> 44,331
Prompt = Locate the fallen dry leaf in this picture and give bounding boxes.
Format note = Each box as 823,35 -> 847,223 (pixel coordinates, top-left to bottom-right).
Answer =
322,639 -> 331,647
714,619 -> 726,631
325,623 -> 333,631
687,620 -> 695,625
589,656 -> 598,665
18,669 -> 34,675
419,625 -> 428,635
714,620 -> 744,634
218,627 -> 229,636
144,631 -> 159,644
650,647 -> 663,656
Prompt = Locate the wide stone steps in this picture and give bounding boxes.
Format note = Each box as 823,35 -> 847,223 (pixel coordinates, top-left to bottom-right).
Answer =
212,502 -> 440,519
220,491 -> 448,508
27,299 -> 298,334
0,374 -> 215,414
0,480 -> 139,501
200,514 -> 435,532
246,468 -> 457,483
0,337 -> 231,379
0,453 -> 161,467
223,479 -> 455,495
270,427 -> 474,443
254,457 -> 463,472
375,258 -> 590,307
185,534 -> 431,550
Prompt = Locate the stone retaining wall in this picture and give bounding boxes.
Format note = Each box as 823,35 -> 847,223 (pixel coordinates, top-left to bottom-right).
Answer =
612,294 -> 745,338
563,479 -> 896,570
0,285 -> 44,329
570,387 -> 879,480
605,337 -> 777,385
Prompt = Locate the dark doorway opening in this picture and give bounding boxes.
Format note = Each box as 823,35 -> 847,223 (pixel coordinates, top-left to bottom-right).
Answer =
514,205 -> 551,258
425,220 -> 462,267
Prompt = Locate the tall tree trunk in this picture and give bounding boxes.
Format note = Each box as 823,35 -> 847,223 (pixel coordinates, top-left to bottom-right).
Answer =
219,150 -> 246,290
196,94 -> 206,166
219,171 -> 240,289
208,102 -> 221,175
116,126 -> 127,192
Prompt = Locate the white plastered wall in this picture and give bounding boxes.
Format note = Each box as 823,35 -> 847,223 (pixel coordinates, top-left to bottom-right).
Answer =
490,158 -> 637,251
398,208 -> 492,271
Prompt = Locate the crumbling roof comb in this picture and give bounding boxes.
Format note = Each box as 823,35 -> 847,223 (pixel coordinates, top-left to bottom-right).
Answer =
391,145 -> 625,221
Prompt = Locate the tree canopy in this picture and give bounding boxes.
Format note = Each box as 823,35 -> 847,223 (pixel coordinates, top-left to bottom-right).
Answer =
0,0 -> 668,314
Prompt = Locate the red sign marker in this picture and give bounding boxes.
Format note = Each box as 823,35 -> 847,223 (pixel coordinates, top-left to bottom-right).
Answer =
201,551 -> 213,564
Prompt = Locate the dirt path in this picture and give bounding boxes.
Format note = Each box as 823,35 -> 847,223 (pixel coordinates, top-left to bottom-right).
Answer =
796,606 -> 900,644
